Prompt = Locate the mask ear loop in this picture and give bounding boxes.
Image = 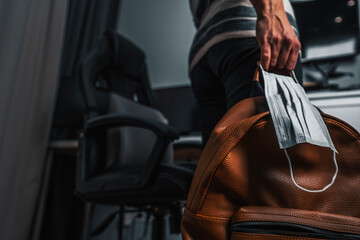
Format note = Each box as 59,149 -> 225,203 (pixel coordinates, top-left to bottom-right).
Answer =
291,71 -> 299,84
259,64 -> 265,75
284,149 -> 338,193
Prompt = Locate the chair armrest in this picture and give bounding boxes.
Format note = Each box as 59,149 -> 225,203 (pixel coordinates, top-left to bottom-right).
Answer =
173,135 -> 202,163
48,140 -> 78,155
77,113 -> 179,192
173,135 -> 202,150
85,113 -> 179,140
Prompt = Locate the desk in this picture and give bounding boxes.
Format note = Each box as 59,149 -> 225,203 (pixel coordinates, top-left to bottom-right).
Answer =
48,140 -> 78,153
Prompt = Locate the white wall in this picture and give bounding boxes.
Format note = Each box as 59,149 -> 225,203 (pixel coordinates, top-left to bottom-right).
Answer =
117,0 -> 196,89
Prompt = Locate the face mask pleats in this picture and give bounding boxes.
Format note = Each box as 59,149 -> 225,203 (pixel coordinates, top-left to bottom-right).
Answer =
262,67 -> 337,153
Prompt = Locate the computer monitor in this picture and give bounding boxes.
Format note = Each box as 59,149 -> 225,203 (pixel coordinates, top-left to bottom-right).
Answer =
291,0 -> 360,62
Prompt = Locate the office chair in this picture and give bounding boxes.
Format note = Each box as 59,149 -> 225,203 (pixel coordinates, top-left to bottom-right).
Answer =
75,31 -> 198,239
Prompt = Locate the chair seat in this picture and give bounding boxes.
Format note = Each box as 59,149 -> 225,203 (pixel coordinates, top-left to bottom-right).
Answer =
78,162 -> 197,205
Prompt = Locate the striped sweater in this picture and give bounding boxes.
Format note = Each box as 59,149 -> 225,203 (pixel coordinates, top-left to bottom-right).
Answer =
189,0 -> 299,71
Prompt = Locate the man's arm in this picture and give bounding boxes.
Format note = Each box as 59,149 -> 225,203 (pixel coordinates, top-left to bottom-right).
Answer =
250,0 -> 301,72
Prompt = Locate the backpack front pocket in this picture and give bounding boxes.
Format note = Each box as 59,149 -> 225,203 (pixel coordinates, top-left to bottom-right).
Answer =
231,206 -> 360,240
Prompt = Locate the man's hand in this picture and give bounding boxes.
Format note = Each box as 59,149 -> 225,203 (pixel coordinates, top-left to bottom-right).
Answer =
251,0 -> 301,72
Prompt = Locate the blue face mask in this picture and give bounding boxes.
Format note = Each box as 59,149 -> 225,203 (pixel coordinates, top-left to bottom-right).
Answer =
261,65 -> 338,193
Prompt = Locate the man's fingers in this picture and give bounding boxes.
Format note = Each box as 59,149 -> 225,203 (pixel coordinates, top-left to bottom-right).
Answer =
276,48 -> 291,70
284,49 -> 299,72
258,30 -> 301,72
276,38 -> 292,69
284,41 -> 301,72
260,41 -> 271,70
270,35 -> 281,68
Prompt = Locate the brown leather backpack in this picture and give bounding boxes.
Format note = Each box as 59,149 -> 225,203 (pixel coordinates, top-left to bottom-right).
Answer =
181,96 -> 360,239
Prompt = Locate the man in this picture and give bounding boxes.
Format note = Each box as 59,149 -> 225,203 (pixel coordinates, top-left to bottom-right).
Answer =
189,0 -> 302,145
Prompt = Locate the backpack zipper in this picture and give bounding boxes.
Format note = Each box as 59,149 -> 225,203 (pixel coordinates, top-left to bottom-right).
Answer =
231,221 -> 360,239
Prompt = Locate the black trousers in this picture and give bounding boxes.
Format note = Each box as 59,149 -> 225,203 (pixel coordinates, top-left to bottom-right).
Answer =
190,38 -> 303,146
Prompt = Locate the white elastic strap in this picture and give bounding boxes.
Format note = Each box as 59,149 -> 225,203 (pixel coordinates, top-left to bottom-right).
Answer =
284,149 -> 338,193
291,70 -> 299,84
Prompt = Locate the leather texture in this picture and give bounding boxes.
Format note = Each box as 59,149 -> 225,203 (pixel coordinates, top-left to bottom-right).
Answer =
181,96 -> 360,239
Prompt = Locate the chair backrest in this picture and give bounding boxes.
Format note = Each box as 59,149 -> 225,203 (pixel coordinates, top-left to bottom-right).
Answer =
78,31 -> 171,174
79,30 -> 157,119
